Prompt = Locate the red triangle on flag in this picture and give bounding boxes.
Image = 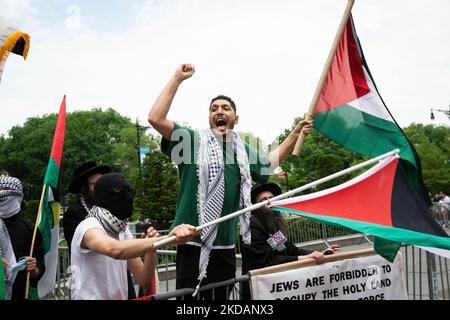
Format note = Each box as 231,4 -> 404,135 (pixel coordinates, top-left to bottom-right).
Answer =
314,17 -> 370,114
272,157 -> 398,227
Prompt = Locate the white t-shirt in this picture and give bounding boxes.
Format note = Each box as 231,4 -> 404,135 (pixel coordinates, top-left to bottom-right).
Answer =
70,217 -> 128,300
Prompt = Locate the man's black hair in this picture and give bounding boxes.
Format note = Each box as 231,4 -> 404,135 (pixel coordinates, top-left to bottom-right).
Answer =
210,95 -> 236,113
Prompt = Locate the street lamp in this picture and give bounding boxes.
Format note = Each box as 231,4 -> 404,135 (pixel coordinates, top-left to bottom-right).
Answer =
430,106 -> 450,121
135,118 -> 150,178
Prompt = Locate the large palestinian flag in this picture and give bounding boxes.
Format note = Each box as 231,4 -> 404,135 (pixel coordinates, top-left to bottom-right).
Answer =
271,155 -> 450,260
32,96 -> 66,298
312,14 -> 426,201
0,15 -> 30,82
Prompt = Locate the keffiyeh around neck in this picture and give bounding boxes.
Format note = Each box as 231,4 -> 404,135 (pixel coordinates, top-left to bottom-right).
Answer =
195,129 -> 252,293
86,205 -> 129,239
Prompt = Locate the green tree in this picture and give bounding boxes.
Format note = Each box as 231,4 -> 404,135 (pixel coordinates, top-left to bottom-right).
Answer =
0,108 -> 148,205
269,117 -> 364,193
133,150 -> 179,222
112,126 -> 158,184
403,123 -> 450,194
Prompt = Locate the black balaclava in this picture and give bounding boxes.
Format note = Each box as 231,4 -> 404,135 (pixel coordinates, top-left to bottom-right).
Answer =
93,173 -> 134,220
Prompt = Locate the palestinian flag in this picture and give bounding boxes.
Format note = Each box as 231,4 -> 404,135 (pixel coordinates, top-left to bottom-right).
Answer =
0,15 -> 30,82
271,155 -> 450,261
32,96 -> 66,298
312,14 -> 427,202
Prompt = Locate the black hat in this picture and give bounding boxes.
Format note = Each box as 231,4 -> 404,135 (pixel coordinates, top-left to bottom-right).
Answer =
251,182 -> 282,204
68,161 -> 112,194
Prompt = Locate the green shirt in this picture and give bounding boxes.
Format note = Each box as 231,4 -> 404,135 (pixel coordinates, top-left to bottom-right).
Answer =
162,123 -> 270,246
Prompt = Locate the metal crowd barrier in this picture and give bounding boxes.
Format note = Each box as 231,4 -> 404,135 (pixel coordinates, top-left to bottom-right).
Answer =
151,245 -> 450,301
52,215 -> 450,300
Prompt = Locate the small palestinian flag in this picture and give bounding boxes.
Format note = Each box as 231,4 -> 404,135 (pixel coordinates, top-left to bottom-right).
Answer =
271,155 -> 450,261
312,14 -> 427,202
33,96 -> 66,298
0,15 -> 30,82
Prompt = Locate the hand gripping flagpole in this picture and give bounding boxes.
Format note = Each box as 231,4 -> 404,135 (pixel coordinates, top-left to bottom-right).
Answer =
292,0 -> 356,156
152,149 -> 399,249
25,184 -> 47,299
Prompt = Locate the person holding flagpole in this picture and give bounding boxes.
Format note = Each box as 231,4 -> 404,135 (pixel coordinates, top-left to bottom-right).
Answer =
70,172 -> 199,300
0,174 -> 46,300
148,64 -> 313,299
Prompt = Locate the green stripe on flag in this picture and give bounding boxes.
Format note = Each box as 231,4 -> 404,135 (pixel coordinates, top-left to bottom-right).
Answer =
272,207 -> 450,251
28,285 -> 39,300
38,186 -> 55,253
39,157 -> 60,253
0,257 -> 5,300
314,104 -> 416,166
314,104 -> 421,192
43,157 -> 60,188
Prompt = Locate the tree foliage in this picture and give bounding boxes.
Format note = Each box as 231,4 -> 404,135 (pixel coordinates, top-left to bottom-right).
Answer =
0,108 -> 154,205
403,123 -> 450,194
268,117 -> 365,193
133,150 -> 179,222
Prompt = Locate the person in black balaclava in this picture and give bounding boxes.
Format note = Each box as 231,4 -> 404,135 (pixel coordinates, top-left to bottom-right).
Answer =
0,174 -> 46,300
69,173 -> 200,300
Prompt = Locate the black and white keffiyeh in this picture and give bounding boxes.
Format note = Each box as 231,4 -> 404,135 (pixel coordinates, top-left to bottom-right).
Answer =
86,205 -> 129,240
0,176 -> 23,202
0,176 -> 23,300
195,129 -> 252,293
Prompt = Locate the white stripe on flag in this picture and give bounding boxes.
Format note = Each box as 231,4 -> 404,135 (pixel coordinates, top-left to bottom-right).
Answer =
347,67 -> 394,122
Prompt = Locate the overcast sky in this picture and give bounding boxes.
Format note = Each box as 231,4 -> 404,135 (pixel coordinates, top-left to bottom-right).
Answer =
1,0 -> 449,145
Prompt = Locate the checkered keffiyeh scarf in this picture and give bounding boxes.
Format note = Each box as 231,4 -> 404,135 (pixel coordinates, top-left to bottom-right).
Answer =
0,176 -> 23,299
0,176 -> 23,203
195,129 -> 252,290
86,205 -> 129,240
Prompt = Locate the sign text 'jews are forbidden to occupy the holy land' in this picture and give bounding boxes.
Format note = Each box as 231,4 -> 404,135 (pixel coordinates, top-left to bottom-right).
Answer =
250,253 -> 408,300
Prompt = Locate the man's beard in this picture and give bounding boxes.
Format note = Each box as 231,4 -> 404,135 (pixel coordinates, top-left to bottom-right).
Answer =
82,189 -> 95,208
252,206 -> 287,235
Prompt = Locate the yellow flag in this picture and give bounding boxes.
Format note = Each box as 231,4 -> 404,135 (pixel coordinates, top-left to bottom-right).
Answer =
0,15 -> 30,82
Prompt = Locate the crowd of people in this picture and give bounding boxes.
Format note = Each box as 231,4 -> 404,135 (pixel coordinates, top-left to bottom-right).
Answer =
4,64 -> 445,300
430,191 -> 450,228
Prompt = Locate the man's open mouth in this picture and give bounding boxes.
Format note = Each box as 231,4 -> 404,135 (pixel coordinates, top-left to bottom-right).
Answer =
215,118 -> 228,128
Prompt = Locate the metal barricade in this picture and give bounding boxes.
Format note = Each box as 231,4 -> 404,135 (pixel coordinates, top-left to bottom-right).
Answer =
53,217 -> 450,300
152,245 -> 450,300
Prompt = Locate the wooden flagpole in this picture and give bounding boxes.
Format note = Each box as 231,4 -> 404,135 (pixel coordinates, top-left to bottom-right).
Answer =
24,184 -> 47,299
249,248 -> 375,276
292,0 -> 356,156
